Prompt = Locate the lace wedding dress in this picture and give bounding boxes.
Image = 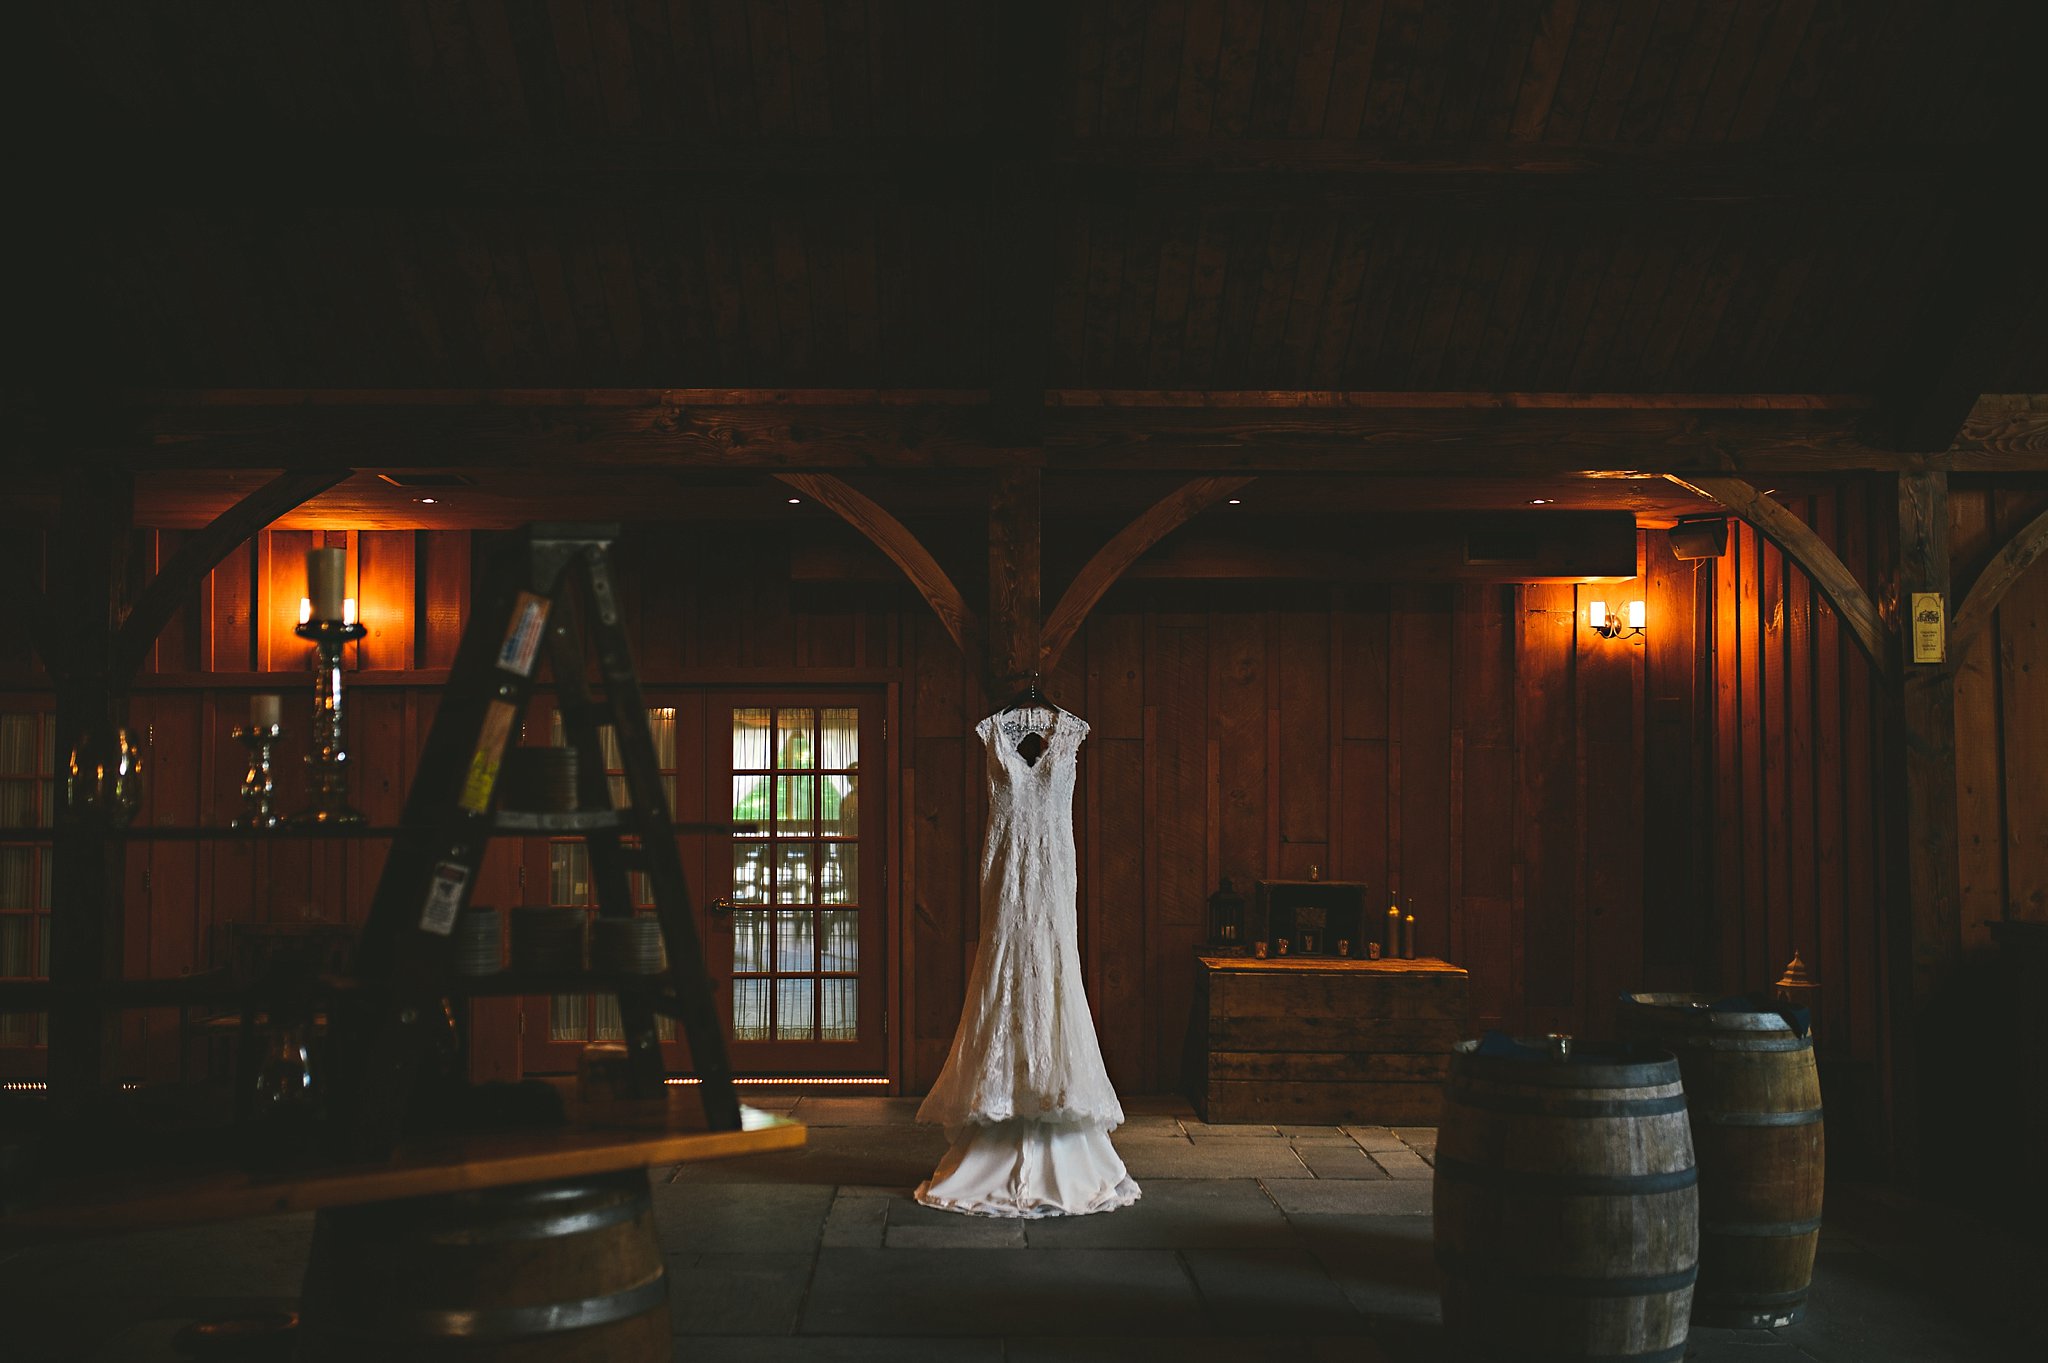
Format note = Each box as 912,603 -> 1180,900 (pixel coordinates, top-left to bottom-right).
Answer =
914,707 -> 1141,1217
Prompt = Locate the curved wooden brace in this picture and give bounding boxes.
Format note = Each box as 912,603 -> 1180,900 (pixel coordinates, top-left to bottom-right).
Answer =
114,467 -> 353,681
1039,475 -> 1256,673
1952,503 -> 2048,654
772,472 -> 979,658
1668,473 -> 1891,677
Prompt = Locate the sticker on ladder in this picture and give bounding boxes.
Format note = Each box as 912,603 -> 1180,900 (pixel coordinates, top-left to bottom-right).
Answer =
420,861 -> 469,936
497,591 -> 551,676
459,699 -> 518,813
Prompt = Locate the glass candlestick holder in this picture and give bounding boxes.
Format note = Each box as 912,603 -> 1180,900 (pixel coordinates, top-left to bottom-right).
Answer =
289,618 -> 367,825
232,723 -> 282,829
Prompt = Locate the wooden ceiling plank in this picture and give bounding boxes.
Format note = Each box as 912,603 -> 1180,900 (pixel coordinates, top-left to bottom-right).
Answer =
1115,212 -> 1170,387
1689,0 -> 1778,141
1246,216 -> 1306,386
1067,0 -> 1107,136
1286,0 -> 1348,137
1097,0 -> 1149,135
743,1 -> 797,134
1137,0 -> 1192,136
1507,0 -> 1584,140
1614,0 -> 1701,142
1146,219 -> 1198,388
1535,0 -> 1619,144
1562,236 -> 1648,391
1527,238 -> 1613,390
1356,0 -> 1416,135
1633,234 -> 1719,389
1245,0 -> 1308,136
497,1 -> 569,133
1406,230 -> 1478,389
542,0 -> 609,132
770,215 -> 816,377
1178,212 -> 1232,387
1319,0 -> 1386,138
1336,217 -> 1411,387
1579,0 -> 1661,143
1654,0 -> 1739,139
1727,0 -> 1822,140
1468,235 -> 1542,384
1436,235 -> 1510,389
1279,213 -> 1343,384
818,0 -> 872,132
785,0 -> 835,135
1306,218 -> 1376,389
584,1 -> 645,132
1430,0 -> 1512,141
1210,0 -> 1269,136
1081,209 -> 1130,387
521,220 -> 585,368
1173,0 -> 1227,134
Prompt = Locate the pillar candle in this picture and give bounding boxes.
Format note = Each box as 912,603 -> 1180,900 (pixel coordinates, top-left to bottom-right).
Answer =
250,694 -> 282,729
306,547 -> 346,621
1386,905 -> 1401,954
1401,913 -> 1416,959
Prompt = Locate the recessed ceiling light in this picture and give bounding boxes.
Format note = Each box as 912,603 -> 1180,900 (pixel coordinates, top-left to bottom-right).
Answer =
1227,498 -> 1242,505
1530,498 -> 1551,505
415,496 -> 437,505
787,497 -> 802,505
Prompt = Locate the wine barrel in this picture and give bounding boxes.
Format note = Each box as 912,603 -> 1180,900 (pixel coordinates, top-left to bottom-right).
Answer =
1435,1039 -> 1698,1363
299,1170 -> 671,1362
1619,992 -> 1824,1328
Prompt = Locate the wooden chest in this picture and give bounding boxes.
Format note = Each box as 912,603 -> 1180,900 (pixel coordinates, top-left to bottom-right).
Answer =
1190,954 -> 1471,1125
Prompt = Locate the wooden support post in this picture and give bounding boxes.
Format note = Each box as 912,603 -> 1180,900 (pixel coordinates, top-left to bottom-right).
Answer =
47,462 -> 134,1101
1884,469 -> 1956,1183
987,467 -> 1041,692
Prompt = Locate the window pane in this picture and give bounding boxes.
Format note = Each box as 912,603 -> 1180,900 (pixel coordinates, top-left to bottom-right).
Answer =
775,710 -> 815,769
819,844 -> 857,905
819,708 -> 858,769
822,979 -> 858,1041
0,849 -> 34,909
774,844 -> 812,904
592,993 -> 623,1042
607,774 -> 630,809
775,776 -> 816,829
733,978 -> 770,1041
550,843 -> 591,905
732,708 -> 771,770
732,776 -> 772,825
549,993 -> 585,1041
775,910 -> 815,974
775,978 -> 814,1041
0,781 -> 33,828
0,1009 -> 32,1046
0,716 -> 38,774
825,773 -> 858,837
821,911 -> 859,973
730,846 -> 769,904
647,708 -> 676,767
599,724 -> 621,769
732,910 -> 770,974
0,916 -> 29,977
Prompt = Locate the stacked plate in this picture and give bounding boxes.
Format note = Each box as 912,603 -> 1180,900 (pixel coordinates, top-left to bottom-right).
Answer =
453,906 -> 503,976
509,907 -> 587,973
592,915 -> 667,976
502,746 -> 580,812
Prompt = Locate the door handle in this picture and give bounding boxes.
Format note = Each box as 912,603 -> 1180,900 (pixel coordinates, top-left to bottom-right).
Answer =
709,895 -> 737,915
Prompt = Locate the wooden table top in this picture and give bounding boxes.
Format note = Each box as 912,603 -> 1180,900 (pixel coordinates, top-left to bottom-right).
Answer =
6,1084 -> 803,1234
1197,953 -> 1467,975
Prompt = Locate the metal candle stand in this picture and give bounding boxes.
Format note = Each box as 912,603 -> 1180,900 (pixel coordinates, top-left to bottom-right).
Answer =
289,619 -> 367,825
232,723 -> 283,829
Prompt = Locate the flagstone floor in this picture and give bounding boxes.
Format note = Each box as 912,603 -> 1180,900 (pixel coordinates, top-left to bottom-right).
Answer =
7,1093 -> 2043,1362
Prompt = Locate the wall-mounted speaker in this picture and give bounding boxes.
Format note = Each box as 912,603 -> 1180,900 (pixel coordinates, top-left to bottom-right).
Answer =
1668,515 -> 1730,560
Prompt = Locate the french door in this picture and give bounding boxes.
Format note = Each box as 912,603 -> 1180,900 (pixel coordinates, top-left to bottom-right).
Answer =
517,689 -> 886,1077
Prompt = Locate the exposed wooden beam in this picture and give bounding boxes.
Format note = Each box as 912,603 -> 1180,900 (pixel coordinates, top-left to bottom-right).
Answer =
24,392 -> 2048,476
1667,474 -> 1891,675
1040,476 -> 1255,672
1952,502 -> 2048,653
113,467 -> 351,681
771,473 -> 977,659
987,467 -> 1041,691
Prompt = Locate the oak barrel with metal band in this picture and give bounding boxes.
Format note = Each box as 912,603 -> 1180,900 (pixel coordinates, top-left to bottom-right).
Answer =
1619,992 -> 1824,1328
300,1169 -> 670,1361
1435,1038 -> 1699,1363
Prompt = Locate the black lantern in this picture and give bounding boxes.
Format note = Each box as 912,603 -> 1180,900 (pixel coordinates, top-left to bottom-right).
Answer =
1207,878 -> 1245,947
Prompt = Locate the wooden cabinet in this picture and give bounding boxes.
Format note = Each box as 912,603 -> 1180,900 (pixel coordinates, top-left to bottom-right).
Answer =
1189,954 -> 1470,1125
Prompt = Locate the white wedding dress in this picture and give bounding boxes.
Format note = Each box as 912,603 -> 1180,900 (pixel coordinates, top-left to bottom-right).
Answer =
914,707 -> 1140,1217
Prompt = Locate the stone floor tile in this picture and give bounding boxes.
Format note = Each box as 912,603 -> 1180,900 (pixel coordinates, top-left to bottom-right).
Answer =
802,1248 -> 1203,1336
1108,1115 -> 1186,1137
792,1096 -> 926,1126
1183,1122 -> 1283,1138
1682,1333 -> 1820,1361
1183,1247 -> 1370,1337
884,1195 -> 1029,1248
1389,1127 -> 1437,1145
688,1334 -> 1007,1350
1117,1142 -> 1312,1181
1008,1336 -> 1398,1363
667,1252 -> 815,1335
1296,1144 -> 1394,1180
691,1338 -> 1006,1363
1366,1147 -> 1435,1180
1022,1179 -> 1297,1250
1341,1126 -> 1408,1151
652,1181 -> 834,1253
1277,1125 -> 1350,1140
1264,1178 -> 1435,1217
820,1191 -> 891,1248
1300,1214 -> 1441,1320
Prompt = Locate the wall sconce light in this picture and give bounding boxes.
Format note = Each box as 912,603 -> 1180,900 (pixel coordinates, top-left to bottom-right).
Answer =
1588,599 -> 1646,642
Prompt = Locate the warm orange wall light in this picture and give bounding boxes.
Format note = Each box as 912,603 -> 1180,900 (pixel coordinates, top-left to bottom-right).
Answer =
1587,598 -> 1646,642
